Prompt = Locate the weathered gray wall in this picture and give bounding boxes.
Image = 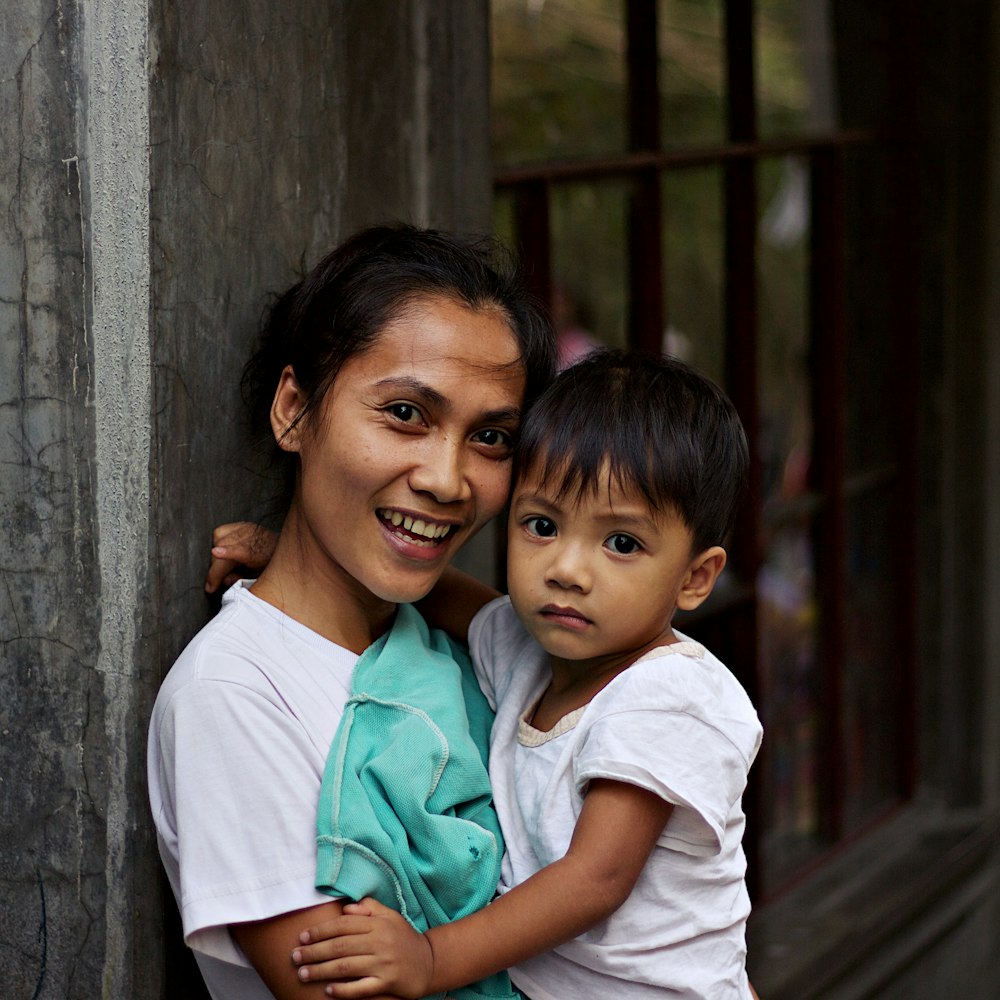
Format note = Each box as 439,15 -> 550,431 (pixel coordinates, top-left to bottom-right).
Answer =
0,2 -> 491,996
1,2 -> 111,995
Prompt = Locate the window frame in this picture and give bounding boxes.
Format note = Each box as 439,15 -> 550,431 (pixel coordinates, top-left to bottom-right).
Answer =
492,0 -> 919,903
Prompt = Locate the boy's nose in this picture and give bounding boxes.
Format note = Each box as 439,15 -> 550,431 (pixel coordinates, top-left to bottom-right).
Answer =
543,543 -> 592,592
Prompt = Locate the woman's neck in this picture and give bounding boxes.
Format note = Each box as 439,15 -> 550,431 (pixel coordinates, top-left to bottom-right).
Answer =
250,514 -> 396,654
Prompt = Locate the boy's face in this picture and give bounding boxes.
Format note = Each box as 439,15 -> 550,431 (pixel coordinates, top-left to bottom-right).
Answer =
507,464 -> 723,668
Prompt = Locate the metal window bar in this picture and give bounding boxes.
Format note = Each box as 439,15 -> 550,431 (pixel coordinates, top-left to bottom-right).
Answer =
809,146 -> 848,842
494,0 -> 909,898
626,0 -> 665,355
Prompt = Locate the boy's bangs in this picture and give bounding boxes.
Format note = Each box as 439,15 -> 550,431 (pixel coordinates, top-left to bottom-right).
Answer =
517,407 -> 669,514
513,349 -> 748,551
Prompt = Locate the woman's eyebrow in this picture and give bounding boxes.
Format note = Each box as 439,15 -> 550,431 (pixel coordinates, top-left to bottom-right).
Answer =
372,376 -> 447,407
372,376 -> 521,424
480,404 -> 522,425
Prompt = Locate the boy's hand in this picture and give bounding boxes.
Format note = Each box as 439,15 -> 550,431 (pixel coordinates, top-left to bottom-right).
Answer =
205,522 -> 278,593
292,898 -> 435,999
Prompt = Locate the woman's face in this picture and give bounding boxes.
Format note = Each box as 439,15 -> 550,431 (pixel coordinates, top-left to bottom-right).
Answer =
276,294 -> 525,607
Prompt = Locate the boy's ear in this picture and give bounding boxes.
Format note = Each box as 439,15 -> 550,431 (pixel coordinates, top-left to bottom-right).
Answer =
676,546 -> 727,612
270,365 -> 306,452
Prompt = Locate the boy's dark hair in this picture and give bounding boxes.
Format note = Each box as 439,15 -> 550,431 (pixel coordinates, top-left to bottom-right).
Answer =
514,349 -> 749,553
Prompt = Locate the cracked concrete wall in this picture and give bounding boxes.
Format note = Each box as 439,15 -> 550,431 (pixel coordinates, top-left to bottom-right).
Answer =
0,1 -> 491,997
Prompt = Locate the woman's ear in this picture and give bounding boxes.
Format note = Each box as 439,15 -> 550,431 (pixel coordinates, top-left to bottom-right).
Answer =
676,546 -> 727,613
270,365 -> 306,452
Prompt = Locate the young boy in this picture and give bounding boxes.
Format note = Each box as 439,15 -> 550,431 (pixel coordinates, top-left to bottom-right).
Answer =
290,349 -> 762,999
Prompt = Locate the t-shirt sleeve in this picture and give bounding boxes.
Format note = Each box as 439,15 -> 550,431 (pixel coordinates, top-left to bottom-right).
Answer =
573,665 -> 757,858
468,595 -> 512,709
152,673 -> 331,964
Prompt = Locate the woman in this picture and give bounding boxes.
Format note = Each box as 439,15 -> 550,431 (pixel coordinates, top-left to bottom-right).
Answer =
148,225 -> 555,1000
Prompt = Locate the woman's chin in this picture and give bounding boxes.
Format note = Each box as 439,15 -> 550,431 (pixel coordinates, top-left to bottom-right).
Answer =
367,567 -> 445,607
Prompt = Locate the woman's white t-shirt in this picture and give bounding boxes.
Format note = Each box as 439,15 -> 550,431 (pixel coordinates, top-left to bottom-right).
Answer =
147,581 -> 357,1000
469,596 -> 762,1000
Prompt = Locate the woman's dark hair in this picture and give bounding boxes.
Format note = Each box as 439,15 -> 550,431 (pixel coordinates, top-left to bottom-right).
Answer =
243,224 -> 556,447
514,349 -> 749,553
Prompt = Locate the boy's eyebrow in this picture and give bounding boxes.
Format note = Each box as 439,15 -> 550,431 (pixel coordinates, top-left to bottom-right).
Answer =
513,490 -> 663,531
597,509 -> 661,532
372,376 -> 521,423
511,491 -> 560,512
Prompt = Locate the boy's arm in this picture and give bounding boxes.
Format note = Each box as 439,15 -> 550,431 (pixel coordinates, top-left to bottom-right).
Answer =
292,779 -> 673,998
413,565 -> 500,643
205,521 -> 279,593
424,778 -> 673,988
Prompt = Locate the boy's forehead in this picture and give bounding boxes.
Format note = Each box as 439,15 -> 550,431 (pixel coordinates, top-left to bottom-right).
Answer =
513,460 -> 673,520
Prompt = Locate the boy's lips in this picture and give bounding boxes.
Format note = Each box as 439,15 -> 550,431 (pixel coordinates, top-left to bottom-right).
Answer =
377,508 -> 459,549
539,604 -> 593,630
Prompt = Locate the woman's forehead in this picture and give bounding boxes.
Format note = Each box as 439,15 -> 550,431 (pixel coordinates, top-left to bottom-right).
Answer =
373,295 -> 523,378
332,295 -> 526,409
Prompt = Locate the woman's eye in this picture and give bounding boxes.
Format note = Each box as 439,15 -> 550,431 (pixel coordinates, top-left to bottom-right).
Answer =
606,533 -> 641,555
525,516 -> 557,538
472,427 -> 513,450
386,403 -> 424,425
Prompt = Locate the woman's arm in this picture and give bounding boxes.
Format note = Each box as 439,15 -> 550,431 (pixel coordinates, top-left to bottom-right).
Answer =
232,902 -> 355,1000
292,779 -> 673,998
413,564 -> 500,643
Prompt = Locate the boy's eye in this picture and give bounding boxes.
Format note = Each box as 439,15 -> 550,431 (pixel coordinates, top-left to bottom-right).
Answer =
525,516 -> 557,538
606,533 -> 641,555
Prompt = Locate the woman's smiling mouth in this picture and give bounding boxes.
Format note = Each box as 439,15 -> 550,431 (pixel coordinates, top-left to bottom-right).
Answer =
377,509 -> 457,548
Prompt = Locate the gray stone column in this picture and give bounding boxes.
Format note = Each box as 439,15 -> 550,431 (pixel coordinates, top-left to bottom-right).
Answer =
0,2 -> 491,996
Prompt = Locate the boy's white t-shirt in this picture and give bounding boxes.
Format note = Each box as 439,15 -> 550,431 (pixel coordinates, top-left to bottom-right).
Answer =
469,596 -> 762,1000
147,581 -> 357,1000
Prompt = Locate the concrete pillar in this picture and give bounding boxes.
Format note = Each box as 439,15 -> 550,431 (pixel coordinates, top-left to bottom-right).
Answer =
0,2 -> 491,996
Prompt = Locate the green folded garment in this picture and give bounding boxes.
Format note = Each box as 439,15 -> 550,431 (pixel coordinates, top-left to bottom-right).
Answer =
316,603 -> 518,1000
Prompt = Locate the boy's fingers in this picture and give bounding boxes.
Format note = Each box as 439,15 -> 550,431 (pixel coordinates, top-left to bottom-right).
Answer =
211,521 -> 253,546
295,916 -> 378,956
298,958 -> 372,983
205,523 -> 279,592
344,897 -> 392,918
342,898 -> 377,916
204,557 -> 242,594
323,977 -> 393,999
210,523 -> 275,562
295,954 -> 389,994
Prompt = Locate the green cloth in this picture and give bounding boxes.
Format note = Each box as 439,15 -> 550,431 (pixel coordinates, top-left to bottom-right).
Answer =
316,603 -> 518,1000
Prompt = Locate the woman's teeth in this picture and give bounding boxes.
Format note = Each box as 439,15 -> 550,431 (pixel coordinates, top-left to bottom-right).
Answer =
379,510 -> 453,546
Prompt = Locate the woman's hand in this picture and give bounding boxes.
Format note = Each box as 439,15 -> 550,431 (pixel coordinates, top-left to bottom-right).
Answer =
292,898 -> 435,999
205,521 -> 279,593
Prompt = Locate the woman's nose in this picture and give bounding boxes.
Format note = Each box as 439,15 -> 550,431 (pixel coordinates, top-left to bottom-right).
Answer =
408,437 -> 473,503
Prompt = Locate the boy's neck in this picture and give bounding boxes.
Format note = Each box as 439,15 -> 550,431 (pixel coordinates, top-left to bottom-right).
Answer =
531,635 -> 678,732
